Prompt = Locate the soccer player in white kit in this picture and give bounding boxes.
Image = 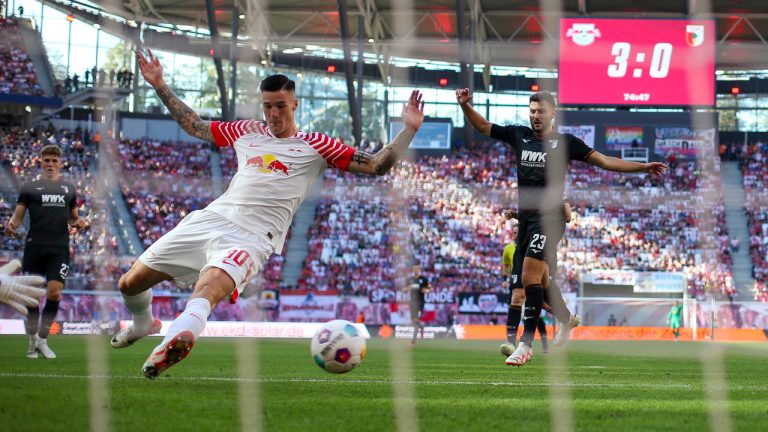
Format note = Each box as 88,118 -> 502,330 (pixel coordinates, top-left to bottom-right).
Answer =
113,49 -> 425,378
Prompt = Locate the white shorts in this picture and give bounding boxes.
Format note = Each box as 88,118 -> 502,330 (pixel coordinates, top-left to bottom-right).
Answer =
138,210 -> 273,295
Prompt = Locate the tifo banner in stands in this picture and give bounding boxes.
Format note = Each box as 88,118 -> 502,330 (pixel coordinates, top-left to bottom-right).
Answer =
458,293 -> 510,314
605,126 -> 643,150
654,127 -> 716,157
279,290 -> 338,321
558,125 -> 595,147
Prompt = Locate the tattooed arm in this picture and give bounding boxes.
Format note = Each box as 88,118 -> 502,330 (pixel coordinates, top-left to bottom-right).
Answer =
347,90 -> 425,176
137,49 -> 213,142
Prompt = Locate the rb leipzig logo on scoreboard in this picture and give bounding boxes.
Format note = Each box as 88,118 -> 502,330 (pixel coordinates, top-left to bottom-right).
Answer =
565,23 -> 601,47
686,25 -> 705,47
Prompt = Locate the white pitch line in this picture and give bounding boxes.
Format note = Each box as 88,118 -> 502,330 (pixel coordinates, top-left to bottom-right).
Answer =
6,371 -> 761,390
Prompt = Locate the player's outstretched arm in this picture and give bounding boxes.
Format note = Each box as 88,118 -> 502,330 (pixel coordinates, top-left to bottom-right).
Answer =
586,151 -> 667,175
347,90 -> 425,176
137,48 -> 213,142
456,88 -> 492,136
0,259 -> 46,315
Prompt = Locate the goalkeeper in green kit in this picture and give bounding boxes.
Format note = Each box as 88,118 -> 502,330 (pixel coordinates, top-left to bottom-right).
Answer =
667,301 -> 683,340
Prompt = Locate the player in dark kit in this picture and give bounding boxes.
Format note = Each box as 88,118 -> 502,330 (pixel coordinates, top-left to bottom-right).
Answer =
501,223 -> 549,354
6,144 -> 87,359
457,89 -> 666,366
500,196 -> 574,359
406,265 -> 431,345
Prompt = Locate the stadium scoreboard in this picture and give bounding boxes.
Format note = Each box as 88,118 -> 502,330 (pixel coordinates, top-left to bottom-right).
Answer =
559,18 -> 715,106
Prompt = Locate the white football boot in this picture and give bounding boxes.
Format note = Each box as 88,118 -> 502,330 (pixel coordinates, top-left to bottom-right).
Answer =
142,331 -> 195,379
111,319 -> 162,348
35,337 -> 56,359
27,334 -> 39,359
554,314 -> 581,347
505,341 -> 533,366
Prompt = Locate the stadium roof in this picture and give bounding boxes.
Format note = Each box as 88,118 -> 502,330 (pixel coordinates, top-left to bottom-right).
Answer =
54,0 -> 768,71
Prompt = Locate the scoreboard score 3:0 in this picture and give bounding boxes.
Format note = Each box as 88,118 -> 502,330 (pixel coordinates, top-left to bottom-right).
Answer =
558,18 -> 715,106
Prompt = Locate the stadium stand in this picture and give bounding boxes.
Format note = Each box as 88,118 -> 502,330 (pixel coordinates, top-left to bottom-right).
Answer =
0,17 -> 44,96
297,141 -> 735,324
565,157 -> 735,300
741,140 -> 768,301
1,130 -> 741,320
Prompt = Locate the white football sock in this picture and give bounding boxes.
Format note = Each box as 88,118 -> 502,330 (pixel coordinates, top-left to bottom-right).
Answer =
122,290 -> 154,335
157,298 -> 211,347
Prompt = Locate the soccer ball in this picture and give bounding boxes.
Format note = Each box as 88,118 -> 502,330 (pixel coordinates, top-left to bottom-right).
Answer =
310,320 -> 366,374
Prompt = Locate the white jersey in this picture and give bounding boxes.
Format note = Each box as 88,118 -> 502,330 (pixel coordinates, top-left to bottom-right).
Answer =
206,120 -> 355,253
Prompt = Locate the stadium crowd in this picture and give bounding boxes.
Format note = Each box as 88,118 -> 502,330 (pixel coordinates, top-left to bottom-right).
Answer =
298,141 -> 736,326
564,159 -> 735,299
0,17 -> 44,96
117,138 -> 213,246
740,139 -> 768,301
0,128 -> 751,323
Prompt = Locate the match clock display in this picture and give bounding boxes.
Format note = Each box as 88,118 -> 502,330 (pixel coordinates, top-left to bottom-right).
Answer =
558,18 -> 715,106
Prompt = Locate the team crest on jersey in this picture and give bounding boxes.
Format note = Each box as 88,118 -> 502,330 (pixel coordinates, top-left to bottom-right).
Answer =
61,185 -> 69,193
566,23 -> 601,47
245,153 -> 291,175
549,139 -> 559,149
686,25 -> 705,47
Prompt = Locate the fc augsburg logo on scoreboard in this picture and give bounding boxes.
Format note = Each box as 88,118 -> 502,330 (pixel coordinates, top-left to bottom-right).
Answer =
686,25 -> 705,47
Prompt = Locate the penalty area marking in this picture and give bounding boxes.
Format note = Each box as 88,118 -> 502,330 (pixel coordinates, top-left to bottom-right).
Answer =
3,371 -> 760,391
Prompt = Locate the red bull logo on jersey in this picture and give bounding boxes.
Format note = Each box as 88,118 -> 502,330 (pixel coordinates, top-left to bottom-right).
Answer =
245,153 -> 290,175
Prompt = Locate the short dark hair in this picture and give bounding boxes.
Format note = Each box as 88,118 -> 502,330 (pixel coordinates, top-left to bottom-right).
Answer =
529,91 -> 557,109
40,144 -> 62,158
259,74 -> 296,92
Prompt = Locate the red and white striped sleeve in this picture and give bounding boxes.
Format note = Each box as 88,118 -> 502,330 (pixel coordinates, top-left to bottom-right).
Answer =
305,132 -> 356,170
210,120 -> 265,147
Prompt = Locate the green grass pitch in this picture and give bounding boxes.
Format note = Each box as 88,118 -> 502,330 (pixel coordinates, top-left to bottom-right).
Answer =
1,336 -> 767,431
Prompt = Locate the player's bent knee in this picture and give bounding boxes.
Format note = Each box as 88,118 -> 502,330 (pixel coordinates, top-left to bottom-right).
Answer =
118,263 -> 170,295
47,281 -> 63,301
118,273 -> 138,295
511,289 -> 526,307
191,267 -> 236,306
